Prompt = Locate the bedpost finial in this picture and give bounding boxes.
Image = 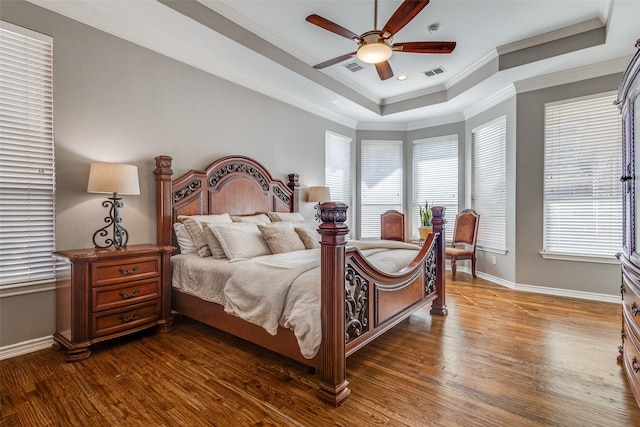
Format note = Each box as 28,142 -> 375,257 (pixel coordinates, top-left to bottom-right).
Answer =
154,155 -> 173,175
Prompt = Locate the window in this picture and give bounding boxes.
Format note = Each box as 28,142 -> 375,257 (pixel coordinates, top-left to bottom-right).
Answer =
361,140 -> 403,238
412,135 -> 458,241
472,116 -> 506,252
325,131 -> 353,234
543,93 -> 621,259
0,22 -> 56,288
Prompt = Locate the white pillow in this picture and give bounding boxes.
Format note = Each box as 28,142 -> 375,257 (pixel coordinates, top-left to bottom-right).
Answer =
210,223 -> 272,262
258,223 -> 306,254
177,214 -> 233,258
231,213 -> 271,224
267,212 -> 305,222
173,223 -> 197,254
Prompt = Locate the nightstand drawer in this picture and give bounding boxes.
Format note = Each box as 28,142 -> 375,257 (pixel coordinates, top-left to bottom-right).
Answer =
92,278 -> 160,312
92,256 -> 160,286
92,301 -> 160,338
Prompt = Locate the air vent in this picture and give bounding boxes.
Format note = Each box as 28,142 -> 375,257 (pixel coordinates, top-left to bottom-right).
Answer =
343,61 -> 365,72
423,66 -> 445,77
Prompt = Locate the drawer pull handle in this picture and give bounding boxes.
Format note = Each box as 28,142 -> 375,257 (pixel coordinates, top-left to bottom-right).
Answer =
119,265 -> 140,275
119,289 -> 140,300
633,357 -> 640,374
119,311 -> 140,323
633,302 -> 640,316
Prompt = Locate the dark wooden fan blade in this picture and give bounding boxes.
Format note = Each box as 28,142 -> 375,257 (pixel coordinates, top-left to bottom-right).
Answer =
313,52 -> 357,69
375,61 -> 394,80
381,0 -> 430,39
306,14 -> 360,41
393,41 -> 456,53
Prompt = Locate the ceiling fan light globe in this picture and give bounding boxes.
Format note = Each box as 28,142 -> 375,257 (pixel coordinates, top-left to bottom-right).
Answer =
356,42 -> 392,64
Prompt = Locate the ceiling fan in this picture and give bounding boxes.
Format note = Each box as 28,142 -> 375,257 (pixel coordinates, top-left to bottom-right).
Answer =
306,0 -> 456,81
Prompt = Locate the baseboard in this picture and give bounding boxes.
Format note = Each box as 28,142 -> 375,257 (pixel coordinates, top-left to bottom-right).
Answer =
471,269 -> 620,304
0,335 -> 53,360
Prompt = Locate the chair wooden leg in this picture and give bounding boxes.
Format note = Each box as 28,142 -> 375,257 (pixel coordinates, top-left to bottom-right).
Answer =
451,257 -> 457,280
472,256 -> 477,278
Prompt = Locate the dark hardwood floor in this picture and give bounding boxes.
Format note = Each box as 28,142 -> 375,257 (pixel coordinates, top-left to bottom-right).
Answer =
2,273 -> 639,426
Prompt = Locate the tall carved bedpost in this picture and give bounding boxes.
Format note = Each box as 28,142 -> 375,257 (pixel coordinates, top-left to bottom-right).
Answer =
317,201 -> 351,406
287,173 -> 300,212
430,206 -> 448,316
154,156 -> 174,247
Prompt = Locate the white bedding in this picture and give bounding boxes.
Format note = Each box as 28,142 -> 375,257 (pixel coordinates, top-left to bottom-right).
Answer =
171,240 -> 421,359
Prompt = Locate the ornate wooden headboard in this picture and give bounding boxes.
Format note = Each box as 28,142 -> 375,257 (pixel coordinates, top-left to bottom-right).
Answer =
154,155 -> 299,247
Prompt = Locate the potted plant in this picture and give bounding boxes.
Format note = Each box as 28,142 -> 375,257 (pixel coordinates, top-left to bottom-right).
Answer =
419,200 -> 432,240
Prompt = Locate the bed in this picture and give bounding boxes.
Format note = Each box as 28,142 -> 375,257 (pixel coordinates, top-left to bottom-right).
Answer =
154,154 -> 447,406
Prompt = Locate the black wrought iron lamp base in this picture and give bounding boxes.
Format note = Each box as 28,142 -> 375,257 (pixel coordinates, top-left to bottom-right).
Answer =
92,193 -> 129,250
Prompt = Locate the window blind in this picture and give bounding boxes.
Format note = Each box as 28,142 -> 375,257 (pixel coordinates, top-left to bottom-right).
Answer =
544,93 -> 621,258
412,134 -> 458,241
325,131 -> 353,234
361,140 -> 403,238
0,23 -> 56,287
471,116 -> 506,251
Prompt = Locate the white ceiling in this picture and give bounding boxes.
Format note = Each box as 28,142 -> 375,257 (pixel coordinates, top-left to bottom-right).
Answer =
28,0 -> 640,129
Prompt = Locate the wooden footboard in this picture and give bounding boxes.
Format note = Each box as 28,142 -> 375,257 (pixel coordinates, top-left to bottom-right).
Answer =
316,202 -> 446,405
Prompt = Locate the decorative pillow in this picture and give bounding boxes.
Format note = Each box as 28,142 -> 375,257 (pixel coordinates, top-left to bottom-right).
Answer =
210,223 -> 272,262
267,212 -> 305,222
202,224 -> 228,259
173,223 -> 197,254
295,225 -> 321,249
230,213 -> 271,224
178,214 -> 233,258
258,223 -> 306,254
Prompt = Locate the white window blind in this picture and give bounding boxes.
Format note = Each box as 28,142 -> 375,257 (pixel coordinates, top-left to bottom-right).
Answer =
412,134 -> 458,241
361,140 -> 403,238
472,116 -> 506,252
325,131 -> 353,234
0,23 -> 56,287
543,93 -> 621,258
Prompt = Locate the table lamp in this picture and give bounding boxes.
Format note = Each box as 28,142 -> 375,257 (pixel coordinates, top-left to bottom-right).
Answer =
87,162 -> 140,249
308,186 -> 331,222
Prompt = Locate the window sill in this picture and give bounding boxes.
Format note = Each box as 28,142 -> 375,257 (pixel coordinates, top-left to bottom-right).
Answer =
540,251 -> 620,265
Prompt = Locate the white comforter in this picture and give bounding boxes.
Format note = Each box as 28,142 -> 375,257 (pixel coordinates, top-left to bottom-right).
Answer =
172,240 -> 421,359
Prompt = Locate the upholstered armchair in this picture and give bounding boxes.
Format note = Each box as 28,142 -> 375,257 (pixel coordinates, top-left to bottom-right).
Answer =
380,210 -> 405,241
445,209 -> 480,280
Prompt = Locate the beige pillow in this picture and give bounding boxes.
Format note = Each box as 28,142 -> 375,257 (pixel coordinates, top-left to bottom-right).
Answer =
295,226 -> 321,249
267,212 -> 305,222
231,213 -> 271,224
202,224 -> 228,259
258,223 -> 306,254
210,223 -> 271,262
178,214 -> 233,258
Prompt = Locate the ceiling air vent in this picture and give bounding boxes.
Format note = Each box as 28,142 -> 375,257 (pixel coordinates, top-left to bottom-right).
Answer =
423,66 -> 445,77
343,61 -> 365,72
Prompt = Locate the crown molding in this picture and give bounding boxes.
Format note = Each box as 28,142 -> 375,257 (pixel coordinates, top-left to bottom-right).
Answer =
513,56 -> 630,94
464,84 -> 516,119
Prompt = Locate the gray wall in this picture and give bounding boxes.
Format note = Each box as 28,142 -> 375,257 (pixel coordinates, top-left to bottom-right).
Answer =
515,75 -> 622,294
0,0 -> 354,347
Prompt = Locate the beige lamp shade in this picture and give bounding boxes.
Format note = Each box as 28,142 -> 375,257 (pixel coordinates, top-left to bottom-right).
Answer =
87,163 -> 140,195
308,186 -> 331,203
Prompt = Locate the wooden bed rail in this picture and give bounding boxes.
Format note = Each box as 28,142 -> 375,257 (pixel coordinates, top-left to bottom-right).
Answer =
316,202 -> 447,406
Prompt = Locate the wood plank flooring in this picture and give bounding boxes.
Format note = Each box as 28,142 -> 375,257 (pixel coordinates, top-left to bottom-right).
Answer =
2,273 -> 639,426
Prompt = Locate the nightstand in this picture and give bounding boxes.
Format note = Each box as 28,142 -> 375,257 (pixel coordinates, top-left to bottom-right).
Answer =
52,244 -> 175,362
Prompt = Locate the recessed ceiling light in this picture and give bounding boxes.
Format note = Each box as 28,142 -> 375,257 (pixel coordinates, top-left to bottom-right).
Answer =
397,75 -> 408,81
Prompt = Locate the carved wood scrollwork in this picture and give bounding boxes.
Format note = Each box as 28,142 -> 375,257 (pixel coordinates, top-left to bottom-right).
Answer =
173,180 -> 202,202
273,186 -> 291,204
209,164 -> 269,190
424,246 -> 437,295
345,264 -> 369,341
